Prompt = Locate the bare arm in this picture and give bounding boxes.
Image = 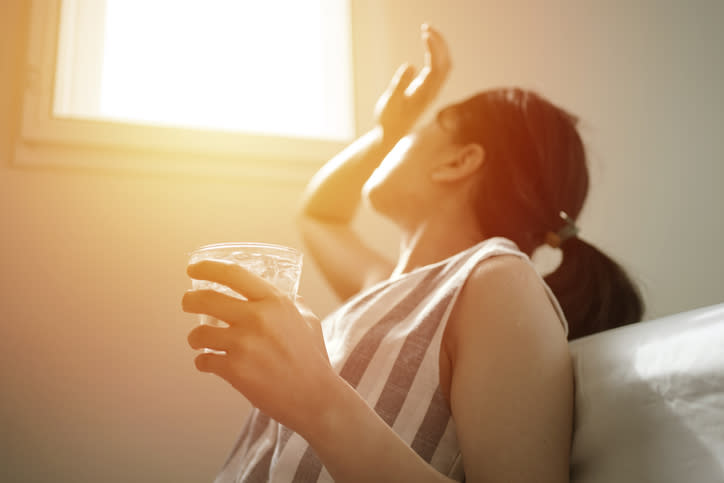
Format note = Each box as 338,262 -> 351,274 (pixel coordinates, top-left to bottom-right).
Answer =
298,24 -> 451,300
446,255 -> 573,482
297,255 -> 573,482
297,127 -> 399,300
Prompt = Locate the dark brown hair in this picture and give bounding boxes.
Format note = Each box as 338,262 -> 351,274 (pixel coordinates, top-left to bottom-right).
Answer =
438,88 -> 644,339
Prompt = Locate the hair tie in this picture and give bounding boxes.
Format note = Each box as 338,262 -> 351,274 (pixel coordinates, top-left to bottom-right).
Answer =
545,211 -> 579,248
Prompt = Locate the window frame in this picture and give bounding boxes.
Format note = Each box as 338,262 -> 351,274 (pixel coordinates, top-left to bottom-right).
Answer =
15,0 -> 358,180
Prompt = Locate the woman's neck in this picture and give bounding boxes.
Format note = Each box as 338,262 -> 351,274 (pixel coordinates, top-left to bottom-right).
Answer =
392,209 -> 486,278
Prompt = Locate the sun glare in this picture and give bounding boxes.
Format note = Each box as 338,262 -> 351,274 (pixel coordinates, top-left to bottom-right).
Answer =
97,0 -> 353,140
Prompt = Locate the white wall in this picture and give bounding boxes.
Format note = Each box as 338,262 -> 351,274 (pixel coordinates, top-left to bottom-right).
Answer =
1,1 -> 722,482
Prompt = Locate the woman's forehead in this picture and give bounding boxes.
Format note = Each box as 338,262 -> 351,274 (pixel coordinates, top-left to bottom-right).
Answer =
435,104 -> 463,130
435,101 -> 480,135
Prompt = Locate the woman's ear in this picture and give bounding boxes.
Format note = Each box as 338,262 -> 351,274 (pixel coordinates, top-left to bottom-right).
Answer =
431,143 -> 484,182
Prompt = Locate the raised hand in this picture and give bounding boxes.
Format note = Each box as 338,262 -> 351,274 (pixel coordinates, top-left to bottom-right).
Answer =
374,24 -> 452,140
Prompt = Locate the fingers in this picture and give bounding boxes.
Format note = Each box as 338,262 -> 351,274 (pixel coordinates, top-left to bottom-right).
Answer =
387,63 -> 417,101
187,259 -> 277,301
182,288 -> 258,327
404,24 -> 450,99
422,24 -> 451,74
188,323 -> 233,352
194,351 -> 232,378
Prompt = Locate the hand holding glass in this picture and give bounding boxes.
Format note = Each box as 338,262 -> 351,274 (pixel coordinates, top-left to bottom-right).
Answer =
188,242 -> 304,353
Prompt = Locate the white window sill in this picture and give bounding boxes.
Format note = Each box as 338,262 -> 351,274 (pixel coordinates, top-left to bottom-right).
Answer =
15,0 -> 356,181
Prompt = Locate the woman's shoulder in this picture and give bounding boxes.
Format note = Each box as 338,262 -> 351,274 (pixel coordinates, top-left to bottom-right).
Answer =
447,253 -> 568,349
444,236 -> 530,279
456,237 -> 569,333
472,236 -> 524,256
452,236 -> 527,266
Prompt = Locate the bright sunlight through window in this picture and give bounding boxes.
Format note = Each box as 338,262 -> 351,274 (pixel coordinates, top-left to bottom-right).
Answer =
53,0 -> 355,141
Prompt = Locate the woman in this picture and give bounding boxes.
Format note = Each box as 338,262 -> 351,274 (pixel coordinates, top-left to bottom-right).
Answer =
183,24 -> 643,482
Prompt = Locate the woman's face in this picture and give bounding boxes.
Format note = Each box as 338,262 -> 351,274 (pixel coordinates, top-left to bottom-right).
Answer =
362,119 -> 460,225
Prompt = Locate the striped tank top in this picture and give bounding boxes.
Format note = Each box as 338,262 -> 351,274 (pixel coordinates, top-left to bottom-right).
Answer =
214,237 -> 568,482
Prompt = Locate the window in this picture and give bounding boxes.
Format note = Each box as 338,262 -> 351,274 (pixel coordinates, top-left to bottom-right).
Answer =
17,0 -> 356,179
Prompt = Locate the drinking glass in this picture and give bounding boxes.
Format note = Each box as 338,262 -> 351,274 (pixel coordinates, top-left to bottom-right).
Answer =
188,242 -> 303,353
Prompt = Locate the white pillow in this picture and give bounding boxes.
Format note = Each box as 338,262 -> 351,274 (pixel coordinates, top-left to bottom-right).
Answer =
569,303 -> 724,483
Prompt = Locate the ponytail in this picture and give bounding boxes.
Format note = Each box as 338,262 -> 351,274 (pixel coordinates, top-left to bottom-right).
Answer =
544,237 -> 645,340
438,88 -> 646,338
